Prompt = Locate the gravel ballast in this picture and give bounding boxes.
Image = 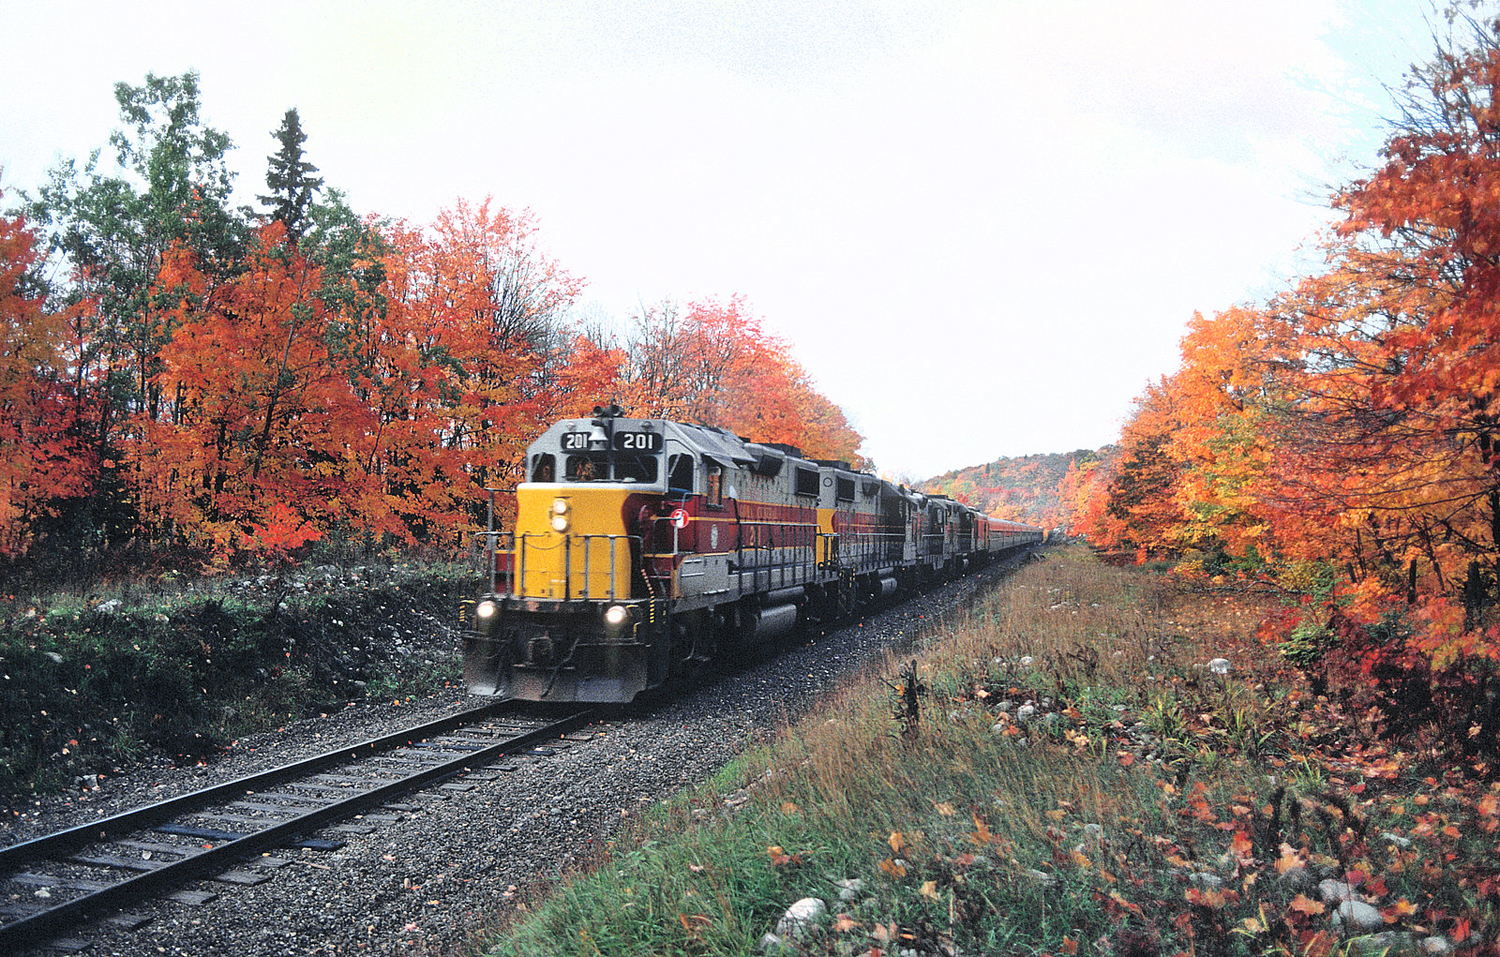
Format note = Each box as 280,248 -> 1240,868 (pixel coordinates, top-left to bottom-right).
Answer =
3,556 -> 1032,956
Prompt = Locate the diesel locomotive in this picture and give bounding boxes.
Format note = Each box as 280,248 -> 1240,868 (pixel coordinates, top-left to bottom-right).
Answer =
463,405 -> 1044,703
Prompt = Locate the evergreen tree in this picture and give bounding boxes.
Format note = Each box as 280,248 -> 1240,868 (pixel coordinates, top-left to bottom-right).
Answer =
259,108 -> 323,242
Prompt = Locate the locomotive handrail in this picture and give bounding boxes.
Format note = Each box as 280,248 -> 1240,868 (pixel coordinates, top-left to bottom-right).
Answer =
471,528 -> 516,594
922,531 -> 945,557
498,505 -> 1030,603
512,532 -> 639,601
639,514 -> 685,599
734,518 -> 819,550
580,535 -> 625,599
829,530 -> 905,572
740,517 -> 817,594
733,518 -> 821,593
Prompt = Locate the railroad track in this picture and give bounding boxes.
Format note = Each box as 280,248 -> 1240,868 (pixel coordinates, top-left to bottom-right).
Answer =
0,701 -> 594,952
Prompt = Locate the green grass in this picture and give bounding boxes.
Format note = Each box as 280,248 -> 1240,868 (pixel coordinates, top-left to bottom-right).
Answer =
476,548 -> 1500,956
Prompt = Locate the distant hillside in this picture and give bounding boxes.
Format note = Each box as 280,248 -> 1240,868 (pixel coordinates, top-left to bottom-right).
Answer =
917,450 -> 1094,529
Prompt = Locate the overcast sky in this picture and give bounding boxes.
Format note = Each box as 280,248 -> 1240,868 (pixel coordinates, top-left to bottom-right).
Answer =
0,0 -> 1445,480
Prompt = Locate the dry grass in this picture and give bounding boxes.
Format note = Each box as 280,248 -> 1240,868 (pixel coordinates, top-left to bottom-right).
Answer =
484,547 -> 1499,957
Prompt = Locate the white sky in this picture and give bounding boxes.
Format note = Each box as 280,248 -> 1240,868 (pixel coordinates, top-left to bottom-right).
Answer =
0,0 -> 1444,480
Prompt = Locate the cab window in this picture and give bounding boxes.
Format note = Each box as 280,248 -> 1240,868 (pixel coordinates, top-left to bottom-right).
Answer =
836,476 -> 855,502
614,454 -> 658,483
565,454 -> 601,481
530,453 -> 556,482
668,454 -> 696,493
564,452 -> 659,483
705,462 -> 724,508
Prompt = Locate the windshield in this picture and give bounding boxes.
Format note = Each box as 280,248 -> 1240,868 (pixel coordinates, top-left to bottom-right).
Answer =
564,451 -> 659,483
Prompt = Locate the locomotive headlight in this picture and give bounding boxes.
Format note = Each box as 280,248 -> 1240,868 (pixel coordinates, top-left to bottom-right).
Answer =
603,604 -> 629,628
550,497 -> 570,532
475,599 -> 498,621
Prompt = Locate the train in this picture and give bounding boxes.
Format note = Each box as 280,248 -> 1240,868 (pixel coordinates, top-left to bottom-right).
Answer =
462,404 -> 1044,703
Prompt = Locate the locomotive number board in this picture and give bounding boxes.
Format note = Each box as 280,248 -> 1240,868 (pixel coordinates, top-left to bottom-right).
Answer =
561,430 -> 664,452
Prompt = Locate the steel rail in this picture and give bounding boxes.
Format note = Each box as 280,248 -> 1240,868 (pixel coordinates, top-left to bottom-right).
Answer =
0,700 -> 511,873
0,702 -> 594,950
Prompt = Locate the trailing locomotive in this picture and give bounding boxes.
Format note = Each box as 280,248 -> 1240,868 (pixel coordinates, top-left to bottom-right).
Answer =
463,405 -> 1043,703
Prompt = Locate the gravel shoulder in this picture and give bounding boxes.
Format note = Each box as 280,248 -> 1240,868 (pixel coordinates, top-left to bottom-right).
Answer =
4,555 -> 1032,956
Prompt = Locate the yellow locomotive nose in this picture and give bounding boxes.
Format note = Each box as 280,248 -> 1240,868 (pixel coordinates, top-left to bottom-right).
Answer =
512,486 -> 637,601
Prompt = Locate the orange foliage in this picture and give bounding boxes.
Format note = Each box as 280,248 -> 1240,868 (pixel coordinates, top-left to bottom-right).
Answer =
133,224 -> 390,555
130,200 -> 589,560
1168,307 -> 1277,558
1076,376 -> 1188,560
1074,23 -> 1500,672
0,200 -> 95,556
74,195 -> 862,564
4,99 -> 866,568
379,198 -> 582,514
621,296 -> 865,467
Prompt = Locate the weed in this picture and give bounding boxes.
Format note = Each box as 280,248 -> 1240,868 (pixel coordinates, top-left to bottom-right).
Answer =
1279,619 -> 1336,667
1287,756 -> 1327,794
1224,705 -> 1279,760
885,660 -> 926,738
1142,691 -> 1189,745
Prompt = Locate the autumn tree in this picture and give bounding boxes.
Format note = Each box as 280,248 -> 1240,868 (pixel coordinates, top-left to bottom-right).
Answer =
1339,21 -> 1500,617
0,198 -> 95,556
1166,306 -> 1279,565
16,72 -> 248,558
2,72 -> 871,569
1094,377 -> 1189,560
131,225 -> 343,555
1061,452 -> 1120,542
778,376 -> 866,467
551,331 -> 627,421
377,198 -> 584,530
620,296 -> 865,466
620,299 -> 723,422
1234,12 -> 1500,637
131,215 -> 471,559
1071,12 -> 1500,684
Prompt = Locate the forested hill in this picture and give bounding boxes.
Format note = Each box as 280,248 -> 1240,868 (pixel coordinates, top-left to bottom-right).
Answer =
917,450 -> 1096,530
